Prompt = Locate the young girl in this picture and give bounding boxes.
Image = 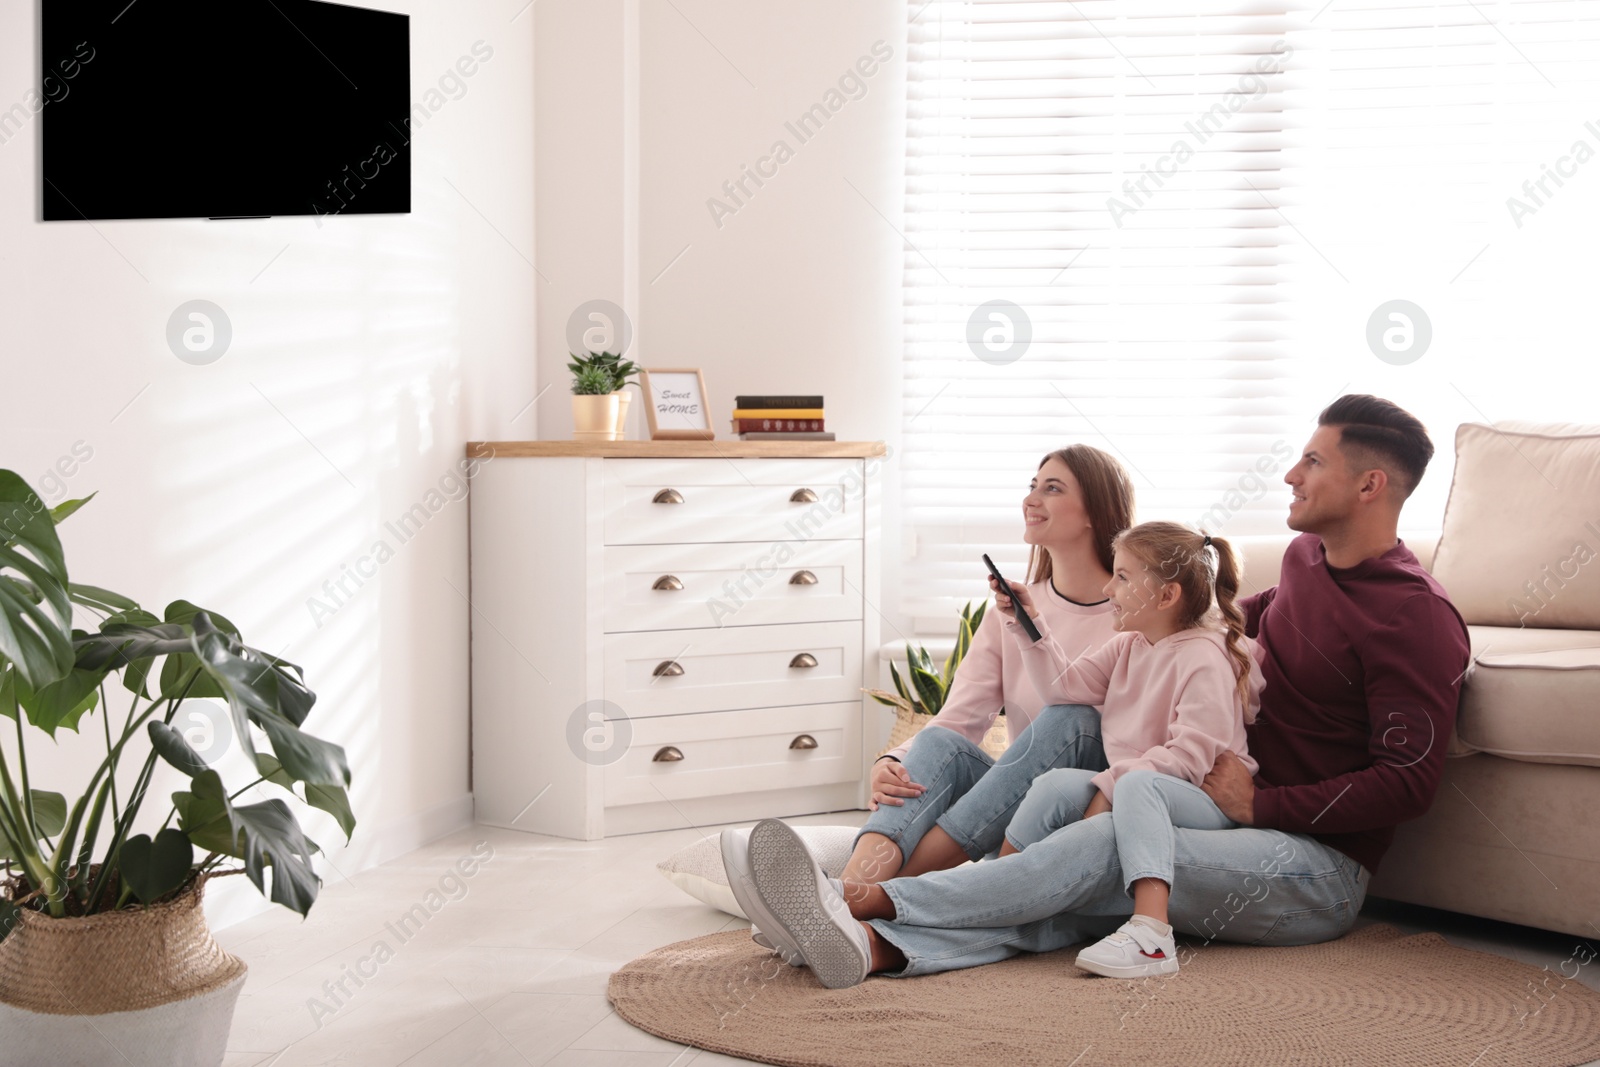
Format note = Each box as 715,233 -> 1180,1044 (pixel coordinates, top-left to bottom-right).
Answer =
991,520 -> 1262,979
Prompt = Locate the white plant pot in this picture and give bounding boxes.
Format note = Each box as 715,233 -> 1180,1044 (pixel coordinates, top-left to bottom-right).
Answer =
0,971 -> 247,1067
0,877 -> 247,1067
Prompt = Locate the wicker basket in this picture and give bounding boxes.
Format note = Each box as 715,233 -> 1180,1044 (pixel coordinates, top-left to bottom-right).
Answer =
878,705 -> 1011,760
0,874 -> 247,1067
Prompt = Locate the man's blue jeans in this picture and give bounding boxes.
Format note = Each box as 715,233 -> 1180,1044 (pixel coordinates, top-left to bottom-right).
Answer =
854,704 -> 1109,873
870,801 -> 1371,977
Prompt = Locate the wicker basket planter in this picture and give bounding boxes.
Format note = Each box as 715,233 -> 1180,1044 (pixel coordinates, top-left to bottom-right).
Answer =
878,705 -> 1011,761
0,875 -> 246,1067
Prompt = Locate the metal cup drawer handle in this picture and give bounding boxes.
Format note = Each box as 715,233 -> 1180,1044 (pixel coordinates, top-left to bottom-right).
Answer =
652,489 -> 684,504
789,735 -> 818,750
652,575 -> 684,591
788,570 -> 818,586
653,660 -> 685,678
789,653 -> 818,669
790,488 -> 818,503
652,746 -> 684,762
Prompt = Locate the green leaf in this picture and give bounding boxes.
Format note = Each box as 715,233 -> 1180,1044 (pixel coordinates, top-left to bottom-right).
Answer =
191,619 -> 341,784
195,798 -> 322,917
256,716 -> 350,789
67,582 -> 137,615
908,663 -> 944,717
0,470 -> 74,690
148,721 -> 211,776
887,659 -> 913,707
118,828 -> 194,904
14,664 -> 102,734
253,753 -> 296,789
0,666 -> 15,723
864,687 -> 905,709
304,783 -> 356,842
30,790 -> 66,838
74,620 -> 194,673
155,603 -> 239,702
163,600 -> 239,637
0,790 -> 68,863
175,770 -> 238,851
48,493 -> 96,525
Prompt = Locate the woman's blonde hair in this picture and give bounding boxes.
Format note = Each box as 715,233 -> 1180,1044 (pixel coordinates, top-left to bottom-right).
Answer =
1025,445 -> 1136,588
1112,520 -> 1255,719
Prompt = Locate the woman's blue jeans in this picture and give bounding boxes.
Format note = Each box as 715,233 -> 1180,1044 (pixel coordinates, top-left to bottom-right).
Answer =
854,704 -> 1108,875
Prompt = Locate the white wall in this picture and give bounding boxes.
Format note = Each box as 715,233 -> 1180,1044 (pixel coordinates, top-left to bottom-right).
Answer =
0,0 -> 536,929
535,0 -> 913,646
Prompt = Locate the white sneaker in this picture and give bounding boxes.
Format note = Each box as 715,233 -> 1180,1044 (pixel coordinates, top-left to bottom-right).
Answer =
1073,919 -> 1180,979
720,828 -> 805,966
748,819 -> 872,989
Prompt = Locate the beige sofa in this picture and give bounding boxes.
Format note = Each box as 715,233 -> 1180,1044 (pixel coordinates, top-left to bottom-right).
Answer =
1237,421 -> 1600,939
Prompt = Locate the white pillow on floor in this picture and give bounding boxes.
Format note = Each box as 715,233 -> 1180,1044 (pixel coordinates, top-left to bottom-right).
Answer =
657,825 -> 861,919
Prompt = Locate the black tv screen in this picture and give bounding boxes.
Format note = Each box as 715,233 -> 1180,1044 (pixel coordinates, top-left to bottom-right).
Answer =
42,0 -> 410,221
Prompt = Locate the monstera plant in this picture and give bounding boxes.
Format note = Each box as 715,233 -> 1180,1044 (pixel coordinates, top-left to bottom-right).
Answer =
0,468 -> 352,940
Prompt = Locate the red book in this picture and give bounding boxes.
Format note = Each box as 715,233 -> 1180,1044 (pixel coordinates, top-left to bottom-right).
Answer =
731,417 -> 824,433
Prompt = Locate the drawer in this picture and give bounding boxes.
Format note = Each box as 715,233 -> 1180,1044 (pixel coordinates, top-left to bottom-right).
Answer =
603,539 -> 863,632
602,620 -> 862,717
603,458 -> 864,545
603,702 -> 862,807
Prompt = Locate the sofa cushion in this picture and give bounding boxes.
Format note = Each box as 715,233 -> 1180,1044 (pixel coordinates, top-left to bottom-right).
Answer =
1465,623 -> 1600,658
1431,421 -> 1600,628
1455,645 -> 1600,768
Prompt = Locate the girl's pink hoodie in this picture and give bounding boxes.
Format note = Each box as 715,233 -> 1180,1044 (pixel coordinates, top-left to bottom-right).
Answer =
1003,616 -> 1263,800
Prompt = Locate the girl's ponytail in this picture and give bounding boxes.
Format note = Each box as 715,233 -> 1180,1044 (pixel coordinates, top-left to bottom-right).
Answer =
1207,533 -> 1256,722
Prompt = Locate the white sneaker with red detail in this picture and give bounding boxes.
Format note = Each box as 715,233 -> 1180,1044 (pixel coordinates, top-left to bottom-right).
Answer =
1073,919 -> 1180,979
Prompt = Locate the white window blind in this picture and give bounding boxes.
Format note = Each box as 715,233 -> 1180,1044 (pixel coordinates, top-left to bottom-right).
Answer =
902,0 -> 1600,619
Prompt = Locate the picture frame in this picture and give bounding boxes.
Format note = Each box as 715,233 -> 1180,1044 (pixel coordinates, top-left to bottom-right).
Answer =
640,368 -> 715,440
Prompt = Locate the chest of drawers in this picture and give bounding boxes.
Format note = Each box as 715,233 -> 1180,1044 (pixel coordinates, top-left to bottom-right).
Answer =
466,440 -> 885,839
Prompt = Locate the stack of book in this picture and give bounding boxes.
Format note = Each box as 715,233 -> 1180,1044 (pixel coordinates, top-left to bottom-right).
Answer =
731,395 -> 835,440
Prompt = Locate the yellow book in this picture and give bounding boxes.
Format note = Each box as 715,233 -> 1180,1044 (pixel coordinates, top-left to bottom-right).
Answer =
731,408 -> 824,419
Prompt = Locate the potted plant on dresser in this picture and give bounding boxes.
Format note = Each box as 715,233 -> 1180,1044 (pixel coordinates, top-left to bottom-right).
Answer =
570,362 -> 620,440
567,351 -> 640,440
864,601 -> 1009,757
0,470 -> 353,1067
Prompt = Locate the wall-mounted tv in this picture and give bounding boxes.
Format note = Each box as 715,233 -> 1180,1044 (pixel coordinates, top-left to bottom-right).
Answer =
42,0 -> 410,221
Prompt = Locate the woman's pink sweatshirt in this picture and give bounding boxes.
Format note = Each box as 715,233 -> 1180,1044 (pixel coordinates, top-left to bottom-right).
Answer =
1004,615 -> 1264,800
883,580 -> 1118,763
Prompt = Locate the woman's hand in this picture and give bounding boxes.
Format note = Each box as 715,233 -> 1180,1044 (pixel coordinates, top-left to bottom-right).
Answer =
869,757 -> 927,811
988,575 -> 1040,623
1084,790 -> 1112,818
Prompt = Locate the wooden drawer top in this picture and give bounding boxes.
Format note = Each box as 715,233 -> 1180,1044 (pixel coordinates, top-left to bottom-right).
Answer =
466,440 -> 887,459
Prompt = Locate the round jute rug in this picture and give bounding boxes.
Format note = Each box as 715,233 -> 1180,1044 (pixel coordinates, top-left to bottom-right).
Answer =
607,923 -> 1600,1067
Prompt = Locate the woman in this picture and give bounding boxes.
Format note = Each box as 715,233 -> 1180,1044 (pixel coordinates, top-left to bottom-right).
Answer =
839,444 -> 1134,883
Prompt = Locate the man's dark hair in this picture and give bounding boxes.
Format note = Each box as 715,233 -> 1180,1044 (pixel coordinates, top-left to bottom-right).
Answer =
1317,394 -> 1434,498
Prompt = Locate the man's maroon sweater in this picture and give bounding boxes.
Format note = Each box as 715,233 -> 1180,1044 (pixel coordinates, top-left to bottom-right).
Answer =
1242,533 -> 1471,873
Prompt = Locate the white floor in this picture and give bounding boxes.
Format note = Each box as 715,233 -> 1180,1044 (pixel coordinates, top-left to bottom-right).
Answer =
217,809 -> 1600,1067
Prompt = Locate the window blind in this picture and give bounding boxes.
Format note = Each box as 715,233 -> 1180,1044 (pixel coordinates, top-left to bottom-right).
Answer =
901,0 -> 1600,620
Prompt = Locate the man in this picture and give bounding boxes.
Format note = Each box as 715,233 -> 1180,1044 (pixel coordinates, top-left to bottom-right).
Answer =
726,395 -> 1472,986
